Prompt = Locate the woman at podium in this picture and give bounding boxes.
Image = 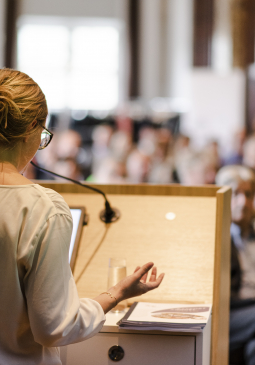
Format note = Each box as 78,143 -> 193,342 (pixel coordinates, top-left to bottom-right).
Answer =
0,68 -> 164,365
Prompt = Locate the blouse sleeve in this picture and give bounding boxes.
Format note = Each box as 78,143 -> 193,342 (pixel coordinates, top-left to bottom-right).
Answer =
24,213 -> 106,347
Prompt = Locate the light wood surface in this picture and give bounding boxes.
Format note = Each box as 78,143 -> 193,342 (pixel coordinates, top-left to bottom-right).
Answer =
37,181 -> 219,197
39,182 -> 231,365
211,186 -> 231,365
62,193 -> 216,304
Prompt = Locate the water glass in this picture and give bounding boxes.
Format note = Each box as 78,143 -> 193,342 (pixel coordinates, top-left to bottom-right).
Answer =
107,258 -> 127,313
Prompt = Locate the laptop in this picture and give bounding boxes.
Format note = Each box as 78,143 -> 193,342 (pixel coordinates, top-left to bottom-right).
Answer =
69,207 -> 86,272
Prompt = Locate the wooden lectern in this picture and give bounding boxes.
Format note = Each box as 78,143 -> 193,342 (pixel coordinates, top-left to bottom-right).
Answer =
39,182 -> 231,365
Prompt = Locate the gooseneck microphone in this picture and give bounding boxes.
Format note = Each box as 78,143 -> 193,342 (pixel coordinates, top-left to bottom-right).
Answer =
30,161 -> 121,223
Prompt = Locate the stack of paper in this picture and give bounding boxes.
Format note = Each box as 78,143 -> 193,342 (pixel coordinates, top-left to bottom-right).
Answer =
117,302 -> 212,333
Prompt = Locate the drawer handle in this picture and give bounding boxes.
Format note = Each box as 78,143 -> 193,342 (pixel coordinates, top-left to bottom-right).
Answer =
108,345 -> 125,362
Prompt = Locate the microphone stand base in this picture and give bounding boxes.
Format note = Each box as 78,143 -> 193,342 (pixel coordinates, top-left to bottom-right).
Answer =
99,208 -> 121,223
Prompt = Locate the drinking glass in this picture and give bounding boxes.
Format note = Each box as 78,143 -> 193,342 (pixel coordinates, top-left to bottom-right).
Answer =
107,258 -> 127,313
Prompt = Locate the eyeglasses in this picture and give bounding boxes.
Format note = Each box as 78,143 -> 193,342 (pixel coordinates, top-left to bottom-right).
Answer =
38,125 -> 53,150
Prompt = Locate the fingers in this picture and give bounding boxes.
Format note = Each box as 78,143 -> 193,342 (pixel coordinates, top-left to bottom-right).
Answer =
149,266 -> 157,282
132,263 -> 164,290
134,266 -> 148,282
134,262 -> 154,281
140,271 -> 148,283
146,273 -> 165,290
134,266 -> 140,273
157,273 -> 165,285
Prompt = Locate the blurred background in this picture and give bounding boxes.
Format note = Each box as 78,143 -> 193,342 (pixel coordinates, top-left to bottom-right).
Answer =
1,0 -> 255,185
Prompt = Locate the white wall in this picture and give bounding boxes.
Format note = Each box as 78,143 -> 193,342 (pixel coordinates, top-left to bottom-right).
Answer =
0,0 -> 6,68
182,69 -> 246,156
166,0 -> 193,100
139,0 -> 194,101
139,0 -> 162,100
212,0 -> 232,71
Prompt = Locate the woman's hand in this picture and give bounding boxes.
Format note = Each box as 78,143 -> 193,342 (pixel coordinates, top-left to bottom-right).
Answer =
94,262 -> 164,313
109,262 -> 164,303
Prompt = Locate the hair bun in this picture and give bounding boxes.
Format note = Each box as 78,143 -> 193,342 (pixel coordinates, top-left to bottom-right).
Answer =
0,68 -> 48,145
0,86 -> 19,129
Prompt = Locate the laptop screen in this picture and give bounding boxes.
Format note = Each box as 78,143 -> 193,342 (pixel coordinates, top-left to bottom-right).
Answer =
69,209 -> 82,262
69,207 -> 85,271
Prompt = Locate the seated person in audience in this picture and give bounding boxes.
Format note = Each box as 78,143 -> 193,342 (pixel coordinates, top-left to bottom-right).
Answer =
176,151 -> 217,185
222,129 -> 245,166
126,148 -> 151,183
216,165 -> 255,365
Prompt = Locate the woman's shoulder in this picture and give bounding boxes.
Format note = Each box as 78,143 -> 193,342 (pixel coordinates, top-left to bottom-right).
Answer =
32,184 -> 71,218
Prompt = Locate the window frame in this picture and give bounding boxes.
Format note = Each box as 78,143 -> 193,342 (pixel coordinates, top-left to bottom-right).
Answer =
17,15 -> 126,113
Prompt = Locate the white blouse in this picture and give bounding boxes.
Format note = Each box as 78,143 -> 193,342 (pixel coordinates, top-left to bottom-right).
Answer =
0,184 -> 105,364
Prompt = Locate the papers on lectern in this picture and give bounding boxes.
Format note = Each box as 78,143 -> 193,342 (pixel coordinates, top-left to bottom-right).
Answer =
117,302 -> 212,333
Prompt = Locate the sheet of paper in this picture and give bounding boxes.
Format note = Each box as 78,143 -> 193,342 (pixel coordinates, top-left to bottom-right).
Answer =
127,302 -> 212,325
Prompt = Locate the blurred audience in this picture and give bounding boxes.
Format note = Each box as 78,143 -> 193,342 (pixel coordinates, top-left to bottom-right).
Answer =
175,151 -> 217,185
126,148 -> 151,183
94,157 -> 126,183
24,113 -> 255,186
91,125 -> 114,173
215,165 -> 255,365
223,129 -> 246,166
242,135 -> 255,171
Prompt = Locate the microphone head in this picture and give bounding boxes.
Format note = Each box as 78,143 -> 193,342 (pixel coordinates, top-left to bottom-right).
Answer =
99,207 -> 121,223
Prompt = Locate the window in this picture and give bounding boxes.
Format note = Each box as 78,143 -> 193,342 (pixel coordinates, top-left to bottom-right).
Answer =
17,16 -> 122,111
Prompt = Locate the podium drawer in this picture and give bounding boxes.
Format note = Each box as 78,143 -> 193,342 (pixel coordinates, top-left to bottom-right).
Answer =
61,332 -> 195,365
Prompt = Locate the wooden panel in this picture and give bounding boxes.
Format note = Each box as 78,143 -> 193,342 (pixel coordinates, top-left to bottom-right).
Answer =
38,181 -> 219,197
128,0 -> 140,97
231,0 -> 255,68
247,71 -> 255,133
4,0 -> 19,68
211,186 -> 231,365
193,0 -> 214,67
48,192 -> 217,304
